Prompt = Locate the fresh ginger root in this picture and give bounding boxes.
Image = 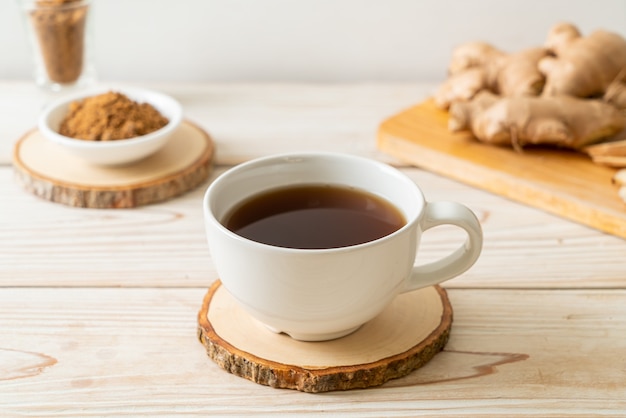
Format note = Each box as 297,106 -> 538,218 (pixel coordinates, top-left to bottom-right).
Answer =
446,42 -> 505,75
437,22 -> 626,154
604,69 -> 626,110
434,67 -> 490,109
434,45 -> 547,109
539,22 -> 626,97
448,91 -> 499,133
449,91 -> 626,150
495,48 -> 548,97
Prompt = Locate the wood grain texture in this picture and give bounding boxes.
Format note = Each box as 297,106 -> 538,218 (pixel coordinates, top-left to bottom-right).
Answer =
1,287 -> 625,415
3,165 -> 626,289
197,281 -> 452,392
2,82 -> 626,415
377,99 -> 626,239
12,120 -> 215,208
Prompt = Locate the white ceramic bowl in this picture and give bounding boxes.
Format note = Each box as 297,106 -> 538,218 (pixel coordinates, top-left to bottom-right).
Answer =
38,87 -> 183,166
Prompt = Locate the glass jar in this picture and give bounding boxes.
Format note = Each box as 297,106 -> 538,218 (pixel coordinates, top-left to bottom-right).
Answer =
19,0 -> 96,91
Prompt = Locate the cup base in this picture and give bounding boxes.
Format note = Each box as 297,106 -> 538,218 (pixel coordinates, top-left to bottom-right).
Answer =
264,324 -> 362,342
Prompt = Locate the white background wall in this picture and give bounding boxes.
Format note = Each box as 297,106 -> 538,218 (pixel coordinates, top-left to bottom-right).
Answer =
2,0 -> 625,83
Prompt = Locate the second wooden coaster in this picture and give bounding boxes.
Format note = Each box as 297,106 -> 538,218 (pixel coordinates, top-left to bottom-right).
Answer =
197,280 -> 453,393
13,120 -> 214,209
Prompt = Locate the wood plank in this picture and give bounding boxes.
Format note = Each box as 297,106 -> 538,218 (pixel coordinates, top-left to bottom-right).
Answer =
3,166 -> 626,289
1,287 -> 625,415
377,99 -> 626,239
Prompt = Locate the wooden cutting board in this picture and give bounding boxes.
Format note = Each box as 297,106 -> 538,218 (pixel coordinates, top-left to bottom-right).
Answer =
377,99 -> 626,239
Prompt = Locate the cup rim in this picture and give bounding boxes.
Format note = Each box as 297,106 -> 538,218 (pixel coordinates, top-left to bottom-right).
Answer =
203,152 -> 424,253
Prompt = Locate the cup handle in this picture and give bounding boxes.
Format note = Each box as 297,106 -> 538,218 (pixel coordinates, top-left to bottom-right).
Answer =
403,201 -> 483,292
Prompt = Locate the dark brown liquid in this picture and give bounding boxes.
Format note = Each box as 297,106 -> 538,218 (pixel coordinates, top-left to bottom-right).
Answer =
223,185 -> 406,249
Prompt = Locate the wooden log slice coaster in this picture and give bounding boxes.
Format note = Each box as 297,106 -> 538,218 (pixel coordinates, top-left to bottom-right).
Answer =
12,120 -> 214,208
197,280 -> 453,393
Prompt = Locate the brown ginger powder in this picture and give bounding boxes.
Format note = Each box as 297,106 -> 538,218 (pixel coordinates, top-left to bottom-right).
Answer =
30,0 -> 89,84
58,91 -> 169,141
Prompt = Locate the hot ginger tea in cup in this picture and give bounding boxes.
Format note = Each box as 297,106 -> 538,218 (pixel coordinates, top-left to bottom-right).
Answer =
203,152 -> 483,341
223,184 -> 407,249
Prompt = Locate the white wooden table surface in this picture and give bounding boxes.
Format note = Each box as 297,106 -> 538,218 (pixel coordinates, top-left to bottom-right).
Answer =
1,81 -> 625,416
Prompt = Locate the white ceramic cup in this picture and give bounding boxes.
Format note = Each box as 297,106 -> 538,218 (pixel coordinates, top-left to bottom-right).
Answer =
203,152 -> 482,341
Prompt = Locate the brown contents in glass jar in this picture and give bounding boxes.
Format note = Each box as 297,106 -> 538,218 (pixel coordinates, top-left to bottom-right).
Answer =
58,91 -> 170,141
29,0 -> 89,84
